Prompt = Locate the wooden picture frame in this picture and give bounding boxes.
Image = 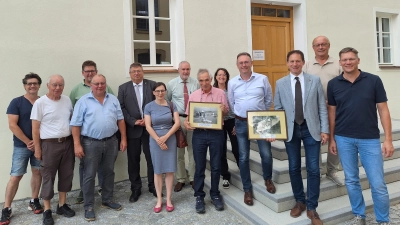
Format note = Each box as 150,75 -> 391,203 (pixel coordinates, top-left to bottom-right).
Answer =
188,102 -> 222,130
247,110 -> 288,140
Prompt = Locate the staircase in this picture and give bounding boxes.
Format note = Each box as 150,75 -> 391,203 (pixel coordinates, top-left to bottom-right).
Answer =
205,119 -> 400,225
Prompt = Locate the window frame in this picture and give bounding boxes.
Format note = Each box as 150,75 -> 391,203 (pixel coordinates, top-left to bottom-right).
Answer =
123,0 -> 185,74
376,16 -> 392,64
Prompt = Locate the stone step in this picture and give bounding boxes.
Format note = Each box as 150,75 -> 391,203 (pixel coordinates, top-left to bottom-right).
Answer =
243,119 -> 400,160
226,140 -> 400,184
203,173 -> 400,225
212,157 -> 400,213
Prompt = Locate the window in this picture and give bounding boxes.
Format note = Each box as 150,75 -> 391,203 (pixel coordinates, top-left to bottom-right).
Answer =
376,16 -> 392,64
374,9 -> 400,67
123,0 -> 185,71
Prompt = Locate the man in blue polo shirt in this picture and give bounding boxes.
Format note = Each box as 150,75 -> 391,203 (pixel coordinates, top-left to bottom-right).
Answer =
327,47 -> 394,225
2,73 -> 44,225
70,74 -> 127,221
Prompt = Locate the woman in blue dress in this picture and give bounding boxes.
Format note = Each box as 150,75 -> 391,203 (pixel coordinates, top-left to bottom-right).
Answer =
144,82 -> 180,213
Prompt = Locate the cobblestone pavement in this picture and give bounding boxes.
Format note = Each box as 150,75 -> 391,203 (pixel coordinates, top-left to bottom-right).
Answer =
5,179 -> 247,225
4,179 -> 400,224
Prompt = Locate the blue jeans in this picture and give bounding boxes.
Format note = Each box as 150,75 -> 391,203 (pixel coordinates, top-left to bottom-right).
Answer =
235,119 -> 272,192
284,122 -> 320,210
81,135 -> 119,210
10,146 -> 41,176
335,135 -> 389,223
192,129 -> 224,198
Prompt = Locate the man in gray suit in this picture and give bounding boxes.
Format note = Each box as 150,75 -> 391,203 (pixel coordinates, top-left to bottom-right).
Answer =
118,63 -> 157,203
271,50 -> 328,225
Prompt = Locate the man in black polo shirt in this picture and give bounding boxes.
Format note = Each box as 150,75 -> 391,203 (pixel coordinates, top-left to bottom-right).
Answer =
327,47 -> 394,225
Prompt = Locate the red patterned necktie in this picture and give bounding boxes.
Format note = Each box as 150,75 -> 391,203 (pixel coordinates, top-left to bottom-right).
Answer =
183,81 -> 188,111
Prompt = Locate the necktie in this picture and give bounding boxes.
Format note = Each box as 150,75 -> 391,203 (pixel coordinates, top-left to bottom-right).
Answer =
135,84 -> 143,118
183,81 -> 188,111
295,77 -> 304,125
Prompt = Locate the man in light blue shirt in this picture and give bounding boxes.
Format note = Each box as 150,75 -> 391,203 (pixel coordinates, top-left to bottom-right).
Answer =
70,74 -> 127,222
228,52 -> 275,206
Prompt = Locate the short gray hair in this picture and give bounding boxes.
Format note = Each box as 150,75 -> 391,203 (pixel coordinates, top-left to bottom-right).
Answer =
47,74 -> 64,84
197,69 -> 212,79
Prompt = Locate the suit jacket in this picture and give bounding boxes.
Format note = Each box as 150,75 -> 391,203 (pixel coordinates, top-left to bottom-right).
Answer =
118,79 -> 156,139
274,73 -> 328,142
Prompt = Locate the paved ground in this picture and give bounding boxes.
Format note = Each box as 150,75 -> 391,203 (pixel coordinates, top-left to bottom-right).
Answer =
5,179 -> 400,224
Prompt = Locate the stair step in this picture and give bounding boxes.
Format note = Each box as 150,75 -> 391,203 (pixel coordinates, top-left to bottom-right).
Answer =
207,156 -> 400,212
204,170 -> 400,225
226,140 -> 400,184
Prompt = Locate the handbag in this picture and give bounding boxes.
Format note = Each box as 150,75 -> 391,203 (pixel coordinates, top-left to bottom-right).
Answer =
169,102 -> 188,148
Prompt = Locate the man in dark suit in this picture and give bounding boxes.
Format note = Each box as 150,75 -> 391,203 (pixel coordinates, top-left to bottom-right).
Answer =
118,63 -> 157,202
271,50 -> 328,225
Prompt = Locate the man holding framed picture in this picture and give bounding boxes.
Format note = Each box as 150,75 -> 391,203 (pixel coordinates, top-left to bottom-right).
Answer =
183,69 -> 229,214
271,50 -> 328,225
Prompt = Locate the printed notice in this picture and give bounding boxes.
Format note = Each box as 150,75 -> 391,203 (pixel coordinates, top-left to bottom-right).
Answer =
253,50 -> 265,60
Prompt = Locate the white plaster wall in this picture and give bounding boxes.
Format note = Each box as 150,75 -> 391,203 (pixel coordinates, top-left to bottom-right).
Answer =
182,0 -> 250,77
305,0 -> 400,118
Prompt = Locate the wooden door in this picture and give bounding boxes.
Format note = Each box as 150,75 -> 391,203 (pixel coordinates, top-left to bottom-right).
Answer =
251,4 -> 294,95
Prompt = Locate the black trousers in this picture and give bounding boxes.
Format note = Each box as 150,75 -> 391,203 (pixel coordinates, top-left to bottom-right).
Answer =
127,133 -> 154,191
220,118 -> 240,180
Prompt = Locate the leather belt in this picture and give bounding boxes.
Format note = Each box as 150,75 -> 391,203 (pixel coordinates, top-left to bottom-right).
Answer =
179,114 -> 187,118
82,134 -> 115,142
41,135 -> 72,143
235,115 -> 247,121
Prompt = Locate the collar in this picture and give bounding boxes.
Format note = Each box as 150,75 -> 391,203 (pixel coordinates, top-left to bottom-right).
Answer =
338,69 -> 366,81
238,72 -> 255,81
82,80 -> 90,87
311,56 -> 335,65
179,76 -> 191,83
201,86 -> 214,94
290,72 -> 304,80
88,91 -> 108,99
133,80 -> 143,86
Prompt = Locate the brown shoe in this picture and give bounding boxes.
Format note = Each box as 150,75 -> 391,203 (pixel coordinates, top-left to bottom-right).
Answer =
264,179 -> 276,194
190,181 -> 194,189
290,202 -> 306,218
244,191 -> 253,206
307,210 -> 323,225
174,182 -> 185,192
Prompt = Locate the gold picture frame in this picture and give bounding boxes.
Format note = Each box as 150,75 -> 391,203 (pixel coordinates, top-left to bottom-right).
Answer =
247,110 -> 288,140
188,102 -> 222,130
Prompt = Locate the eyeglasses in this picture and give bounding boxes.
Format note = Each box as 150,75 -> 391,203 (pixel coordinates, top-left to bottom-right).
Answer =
25,82 -> 39,86
91,82 -> 106,87
312,43 -> 329,48
154,90 -> 166,93
238,61 -> 251,65
49,83 -> 64,88
83,70 -> 97,74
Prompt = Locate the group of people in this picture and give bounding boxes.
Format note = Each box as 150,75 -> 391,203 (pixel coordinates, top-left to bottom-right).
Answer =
2,35 -> 394,225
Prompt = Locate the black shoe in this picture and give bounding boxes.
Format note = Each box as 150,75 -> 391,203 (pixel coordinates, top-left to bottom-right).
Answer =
84,208 -> 95,221
101,201 -> 122,211
149,188 -> 163,198
42,210 -> 54,225
56,204 -> 75,218
195,196 -> 205,214
129,190 -> 141,203
28,198 -> 44,214
1,207 -> 12,225
75,190 -> 84,204
211,195 -> 224,211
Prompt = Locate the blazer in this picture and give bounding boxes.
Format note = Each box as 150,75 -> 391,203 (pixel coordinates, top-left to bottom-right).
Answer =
274,73 -> 328,142
118,79 -> 156,138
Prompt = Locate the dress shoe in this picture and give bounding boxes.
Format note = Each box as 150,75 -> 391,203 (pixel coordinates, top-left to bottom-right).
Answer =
174,182 -> 185,192
244,191 -> 253,206
153,204 -> 162,213
129,190 -> 141,202
290,202 -> 306,218
166,204 -> 174,212
307,210 -> 323,225
149,188 -> 163,197
264,179 -> 276,194
190,181 -> 194,189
